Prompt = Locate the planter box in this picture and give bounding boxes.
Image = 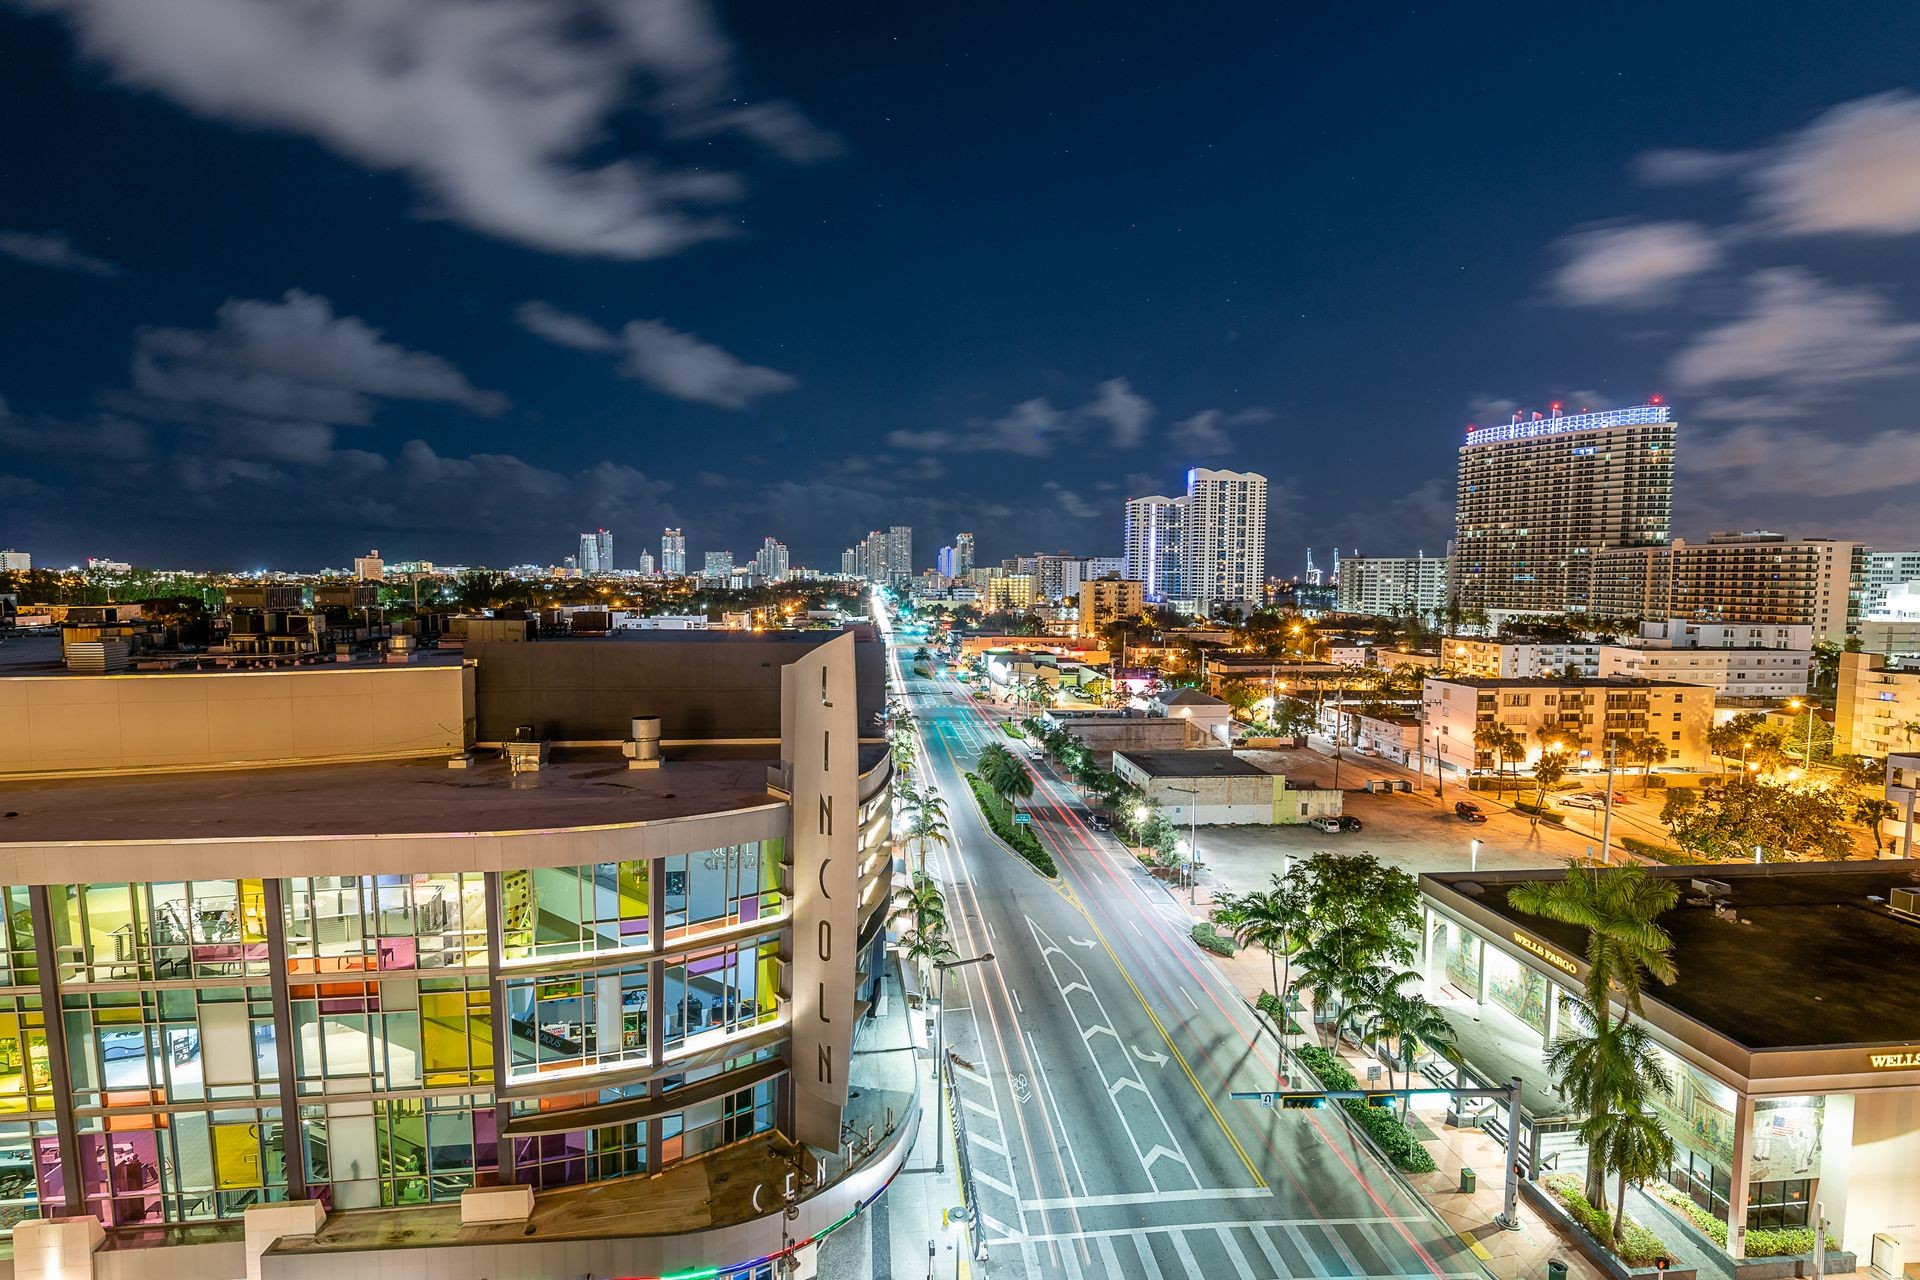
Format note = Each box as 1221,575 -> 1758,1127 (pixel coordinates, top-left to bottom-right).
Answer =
1519,1178 -> 1697,1280
1640,1189 -> 1856,1279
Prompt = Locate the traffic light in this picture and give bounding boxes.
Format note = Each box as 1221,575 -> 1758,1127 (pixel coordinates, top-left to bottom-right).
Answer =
1365,1092 -> 1397,1109
1280,1093 -> 1324,1109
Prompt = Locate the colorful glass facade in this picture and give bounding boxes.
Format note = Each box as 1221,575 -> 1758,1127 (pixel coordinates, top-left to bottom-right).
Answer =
0,838 -> 798,1234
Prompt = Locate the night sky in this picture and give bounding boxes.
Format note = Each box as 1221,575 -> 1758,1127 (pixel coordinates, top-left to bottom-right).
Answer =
4,2 -> 1920,572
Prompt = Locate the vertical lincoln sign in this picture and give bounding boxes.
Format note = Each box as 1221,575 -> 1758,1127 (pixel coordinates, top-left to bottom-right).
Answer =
784,632 -> 860,1150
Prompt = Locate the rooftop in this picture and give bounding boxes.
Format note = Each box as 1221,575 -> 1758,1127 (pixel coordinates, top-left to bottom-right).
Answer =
1155,687 -> 1228,706
1429,675 -> 1710,690
0,745 -> 825,844
1115,750 -> 1269,778
1426,863 -> 1920,1051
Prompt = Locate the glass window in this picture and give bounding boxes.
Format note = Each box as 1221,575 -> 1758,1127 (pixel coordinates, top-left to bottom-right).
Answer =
661,933 -> 781,1054
285,874 -> 488,971
662,845 -> 785,944
504,964 -> 648,1080
501,863 -> 649,960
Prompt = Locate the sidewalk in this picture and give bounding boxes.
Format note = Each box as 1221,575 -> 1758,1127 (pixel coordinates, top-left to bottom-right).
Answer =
1158,866 -> 1609,1280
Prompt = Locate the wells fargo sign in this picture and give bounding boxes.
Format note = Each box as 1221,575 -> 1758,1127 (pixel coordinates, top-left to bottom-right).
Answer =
1868,1050 -> 1920,1069
1511,930 -> 1579,977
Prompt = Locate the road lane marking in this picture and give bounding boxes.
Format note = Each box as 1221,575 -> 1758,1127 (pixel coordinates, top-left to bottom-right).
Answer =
981,1213 -> 1021,1242
1128,918 -> 1144,937
1249,1223 -> 1289,1277
1026,1028 -> 1090,1201
1132,1044 -> 1169,1067
1095,1235 -> 1125,1279
1178,986 -> 1199,1010
1283,1225 -> 1332,1278
963,1097 -> 997,1121
971,1130 -> 1007,1157
1012,988 -> 1023,1014
1133,1233 -> 1168,1280
976,1169 -> 1018,1198
1022,1187 -> 1278,1211
1170,1229 -> 1204,1278
1110,1076 -> 1148,1099
1215,1225 -> 1259,1280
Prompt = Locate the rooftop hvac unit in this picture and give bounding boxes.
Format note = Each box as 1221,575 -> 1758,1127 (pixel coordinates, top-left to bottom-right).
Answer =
64,640 -> 130,674
623,716 -> 663,769
505,725 -> 548,774
1890,886 -> 1920,922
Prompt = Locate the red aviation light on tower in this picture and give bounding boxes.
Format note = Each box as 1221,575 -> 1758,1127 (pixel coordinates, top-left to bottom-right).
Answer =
1649,393 -> 1664,406
1550,401 -> 1563,416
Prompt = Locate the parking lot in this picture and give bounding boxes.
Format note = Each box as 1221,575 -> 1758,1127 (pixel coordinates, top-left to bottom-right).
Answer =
1193,740 -> 1667,899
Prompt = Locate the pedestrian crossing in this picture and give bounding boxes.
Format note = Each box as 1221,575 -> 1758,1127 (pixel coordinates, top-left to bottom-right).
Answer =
994,1214 -> 1483,1280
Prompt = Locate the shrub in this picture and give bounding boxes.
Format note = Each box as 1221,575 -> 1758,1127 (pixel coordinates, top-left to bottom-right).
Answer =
1190,923 -> 1236,956
1642,1181 -> 1837,1258
962,771 -> 1058,877
1296,1044 -> 1357,1090
1000,721 -> 1027,739
1294,1044 -> 1434,1172
1254,990 -> 1305,1037
1622,836 -> 1699,864
1542,1173 -> 1670,1267
1512,799 -> 1567,825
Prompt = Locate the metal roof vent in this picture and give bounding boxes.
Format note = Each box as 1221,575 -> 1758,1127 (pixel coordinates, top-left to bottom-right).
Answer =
624,716 -> 663,770
505,725 -> 548,775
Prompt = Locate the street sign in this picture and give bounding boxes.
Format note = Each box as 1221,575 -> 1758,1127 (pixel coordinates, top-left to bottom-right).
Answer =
1259,1092 -> 1274,1108
1012,812 -> 1031,825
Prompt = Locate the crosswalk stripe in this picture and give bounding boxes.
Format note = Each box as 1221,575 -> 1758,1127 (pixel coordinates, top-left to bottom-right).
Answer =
1215,1226 -> 1259,1280
1132,1232 -> 1168,1280
1249,1223 -> 1292,1277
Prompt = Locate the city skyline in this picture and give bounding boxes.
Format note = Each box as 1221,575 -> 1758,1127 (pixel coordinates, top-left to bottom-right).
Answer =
7,5 -> 1920,568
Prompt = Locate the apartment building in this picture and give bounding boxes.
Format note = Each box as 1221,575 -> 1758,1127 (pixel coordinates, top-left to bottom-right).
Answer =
1599,619 -> 1813,700
1420,674 -> 1715,776
1592,533 -> 1864,641
1078,576 -> 1146,638
1336,554 -> 1447,617
1836,650 -> 1920,757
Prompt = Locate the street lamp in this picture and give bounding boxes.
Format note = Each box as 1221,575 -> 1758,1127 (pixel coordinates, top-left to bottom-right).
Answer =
1169,785 -> 1200,904
933,953 -> 995,1173
1788,697 -> 1815,765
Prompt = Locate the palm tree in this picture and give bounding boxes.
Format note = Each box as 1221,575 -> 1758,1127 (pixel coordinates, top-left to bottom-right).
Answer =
1287,942 -> 1347,1047
1372,990 -> 1455,1117
1474,723 -> 1523,792
1214,875 -> 1309,1048
891,872 -> 948,938
1514,864 -> 1679,1203
976,743 -> 1035,809
1588,1104 -> 1675,1247
898,927 -> 956,990
906,806 -> 952,872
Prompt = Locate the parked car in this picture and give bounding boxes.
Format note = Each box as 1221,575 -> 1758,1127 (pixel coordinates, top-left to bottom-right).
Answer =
1308,816 -> 1345,834
1454,800 -> 1488,823
1088,811 -> 1112,831
1338,815 -> 1363,832
1559,793 -> 1603,810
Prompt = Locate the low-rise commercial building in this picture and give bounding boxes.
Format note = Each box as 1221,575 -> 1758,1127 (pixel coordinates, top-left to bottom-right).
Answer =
1112,750 -> 1341,825
1039,709 -> 1217,768
1419,675 -> 1715,776
1149,687 -> 1234,745
1422,864 -> 1920,1265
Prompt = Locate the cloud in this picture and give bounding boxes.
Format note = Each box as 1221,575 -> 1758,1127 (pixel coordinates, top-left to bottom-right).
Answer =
513,301 -> 620,353
1633,149 -> 1755,186
1669,268 -> 1920,395
1682,423 -> 1920,498
1080,377 -> 1153,448
518,302 -> 798,408
0,415 -> 152,461
978,398 -> 1065,456
21,0 -> 835,260
0,229 -> 119,277
1754,92 -> 1920,236
1042,482 -> 1101,519
1549,221 -> 1721,307
1168,410 -> 1232,455
128,289 -> 506,424
885,428 -> 959,451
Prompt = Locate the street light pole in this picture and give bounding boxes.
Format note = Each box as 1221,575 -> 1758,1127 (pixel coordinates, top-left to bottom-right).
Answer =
933,953 -> 994,1174
1598,737 -> 1617,864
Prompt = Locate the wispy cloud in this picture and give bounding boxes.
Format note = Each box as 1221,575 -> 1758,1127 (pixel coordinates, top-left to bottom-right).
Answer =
1549,221 -> 1721,307
1682,423 -> 1920,498
1669,268 -> 1920,398
0,229 -> 119,277
127,289 -> 507,425
516,302 -> 797,408
21,0 -> 835,260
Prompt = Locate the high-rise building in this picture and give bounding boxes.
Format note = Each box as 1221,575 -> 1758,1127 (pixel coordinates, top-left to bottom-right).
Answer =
840,547 -> 857,578
754,537 -> 790,582
1034,554 -> 1090,601
661,528 -> 686,577
1336,554 -> 1447,616
1592,533 -> 1865,640
353,549 -> 384,582
703,551 -> 735,579
1452,402 -> 1677,617
1180,468 -> 1267,608
1124,495 -> 1185,601
954,532 -> 975,576
637,551 -> 656,577
578,529 -> 613,576
1866,550 -> 1920,615
885,526 -> 913,585
936,546 -> 958,579
1,549 -> 32,572
1084,556 -> 1125,579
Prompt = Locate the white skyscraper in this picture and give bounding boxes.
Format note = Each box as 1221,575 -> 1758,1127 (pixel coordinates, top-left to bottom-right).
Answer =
661,528 -> 687,576
754,537 -> 790,582
1180,468 -> 1266,608
885,526 -> 913,585
637,551 -> 656,577
578,529 -> 613,576
1124,495 -> 1186,601
954,532 -> 975,575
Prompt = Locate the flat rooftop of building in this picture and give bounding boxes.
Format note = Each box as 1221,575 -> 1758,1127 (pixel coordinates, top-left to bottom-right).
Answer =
1425,863 -> 1920,1051
1115,750 -> 1269,778
1430,675 -> 1710,689
0,742 -> 879,845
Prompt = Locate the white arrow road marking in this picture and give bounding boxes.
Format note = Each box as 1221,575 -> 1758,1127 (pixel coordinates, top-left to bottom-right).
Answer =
1110,1077 -> 1148,1099
1060,981 -> 1091,997
1132,1045 -> 1169,1067
1068,935 -> 1097,948
1082,1023 -> 1119,1043
1142,1144 -> 1192,1173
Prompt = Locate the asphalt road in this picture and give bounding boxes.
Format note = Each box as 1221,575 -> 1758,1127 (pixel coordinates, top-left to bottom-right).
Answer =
898,660 -> 1488,1280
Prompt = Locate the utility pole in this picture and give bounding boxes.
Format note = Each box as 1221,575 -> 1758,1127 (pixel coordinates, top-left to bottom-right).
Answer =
1493,1075 -> 1524,1231
1598,737 -> 1617,864
933,953 -> 994,1173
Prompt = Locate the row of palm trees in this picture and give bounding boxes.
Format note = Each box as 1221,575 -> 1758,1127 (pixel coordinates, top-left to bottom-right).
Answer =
1212,855 -> 1454,1114
884,698 -> 959,980
974,741 -> 1035,809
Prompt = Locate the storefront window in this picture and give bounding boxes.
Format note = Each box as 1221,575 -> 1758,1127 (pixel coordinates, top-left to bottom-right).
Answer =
510,1122 -> 645,1190
658,1082 -> 773,1166
51,882 -> 270,984
289,973 -> 492,1094
504,963 -> 648,1080
284,874 -> 488,972
661,933 -> 781,1054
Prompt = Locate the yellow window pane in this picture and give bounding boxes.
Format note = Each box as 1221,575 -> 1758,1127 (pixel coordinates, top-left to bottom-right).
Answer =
213,1122 -> 263,1190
